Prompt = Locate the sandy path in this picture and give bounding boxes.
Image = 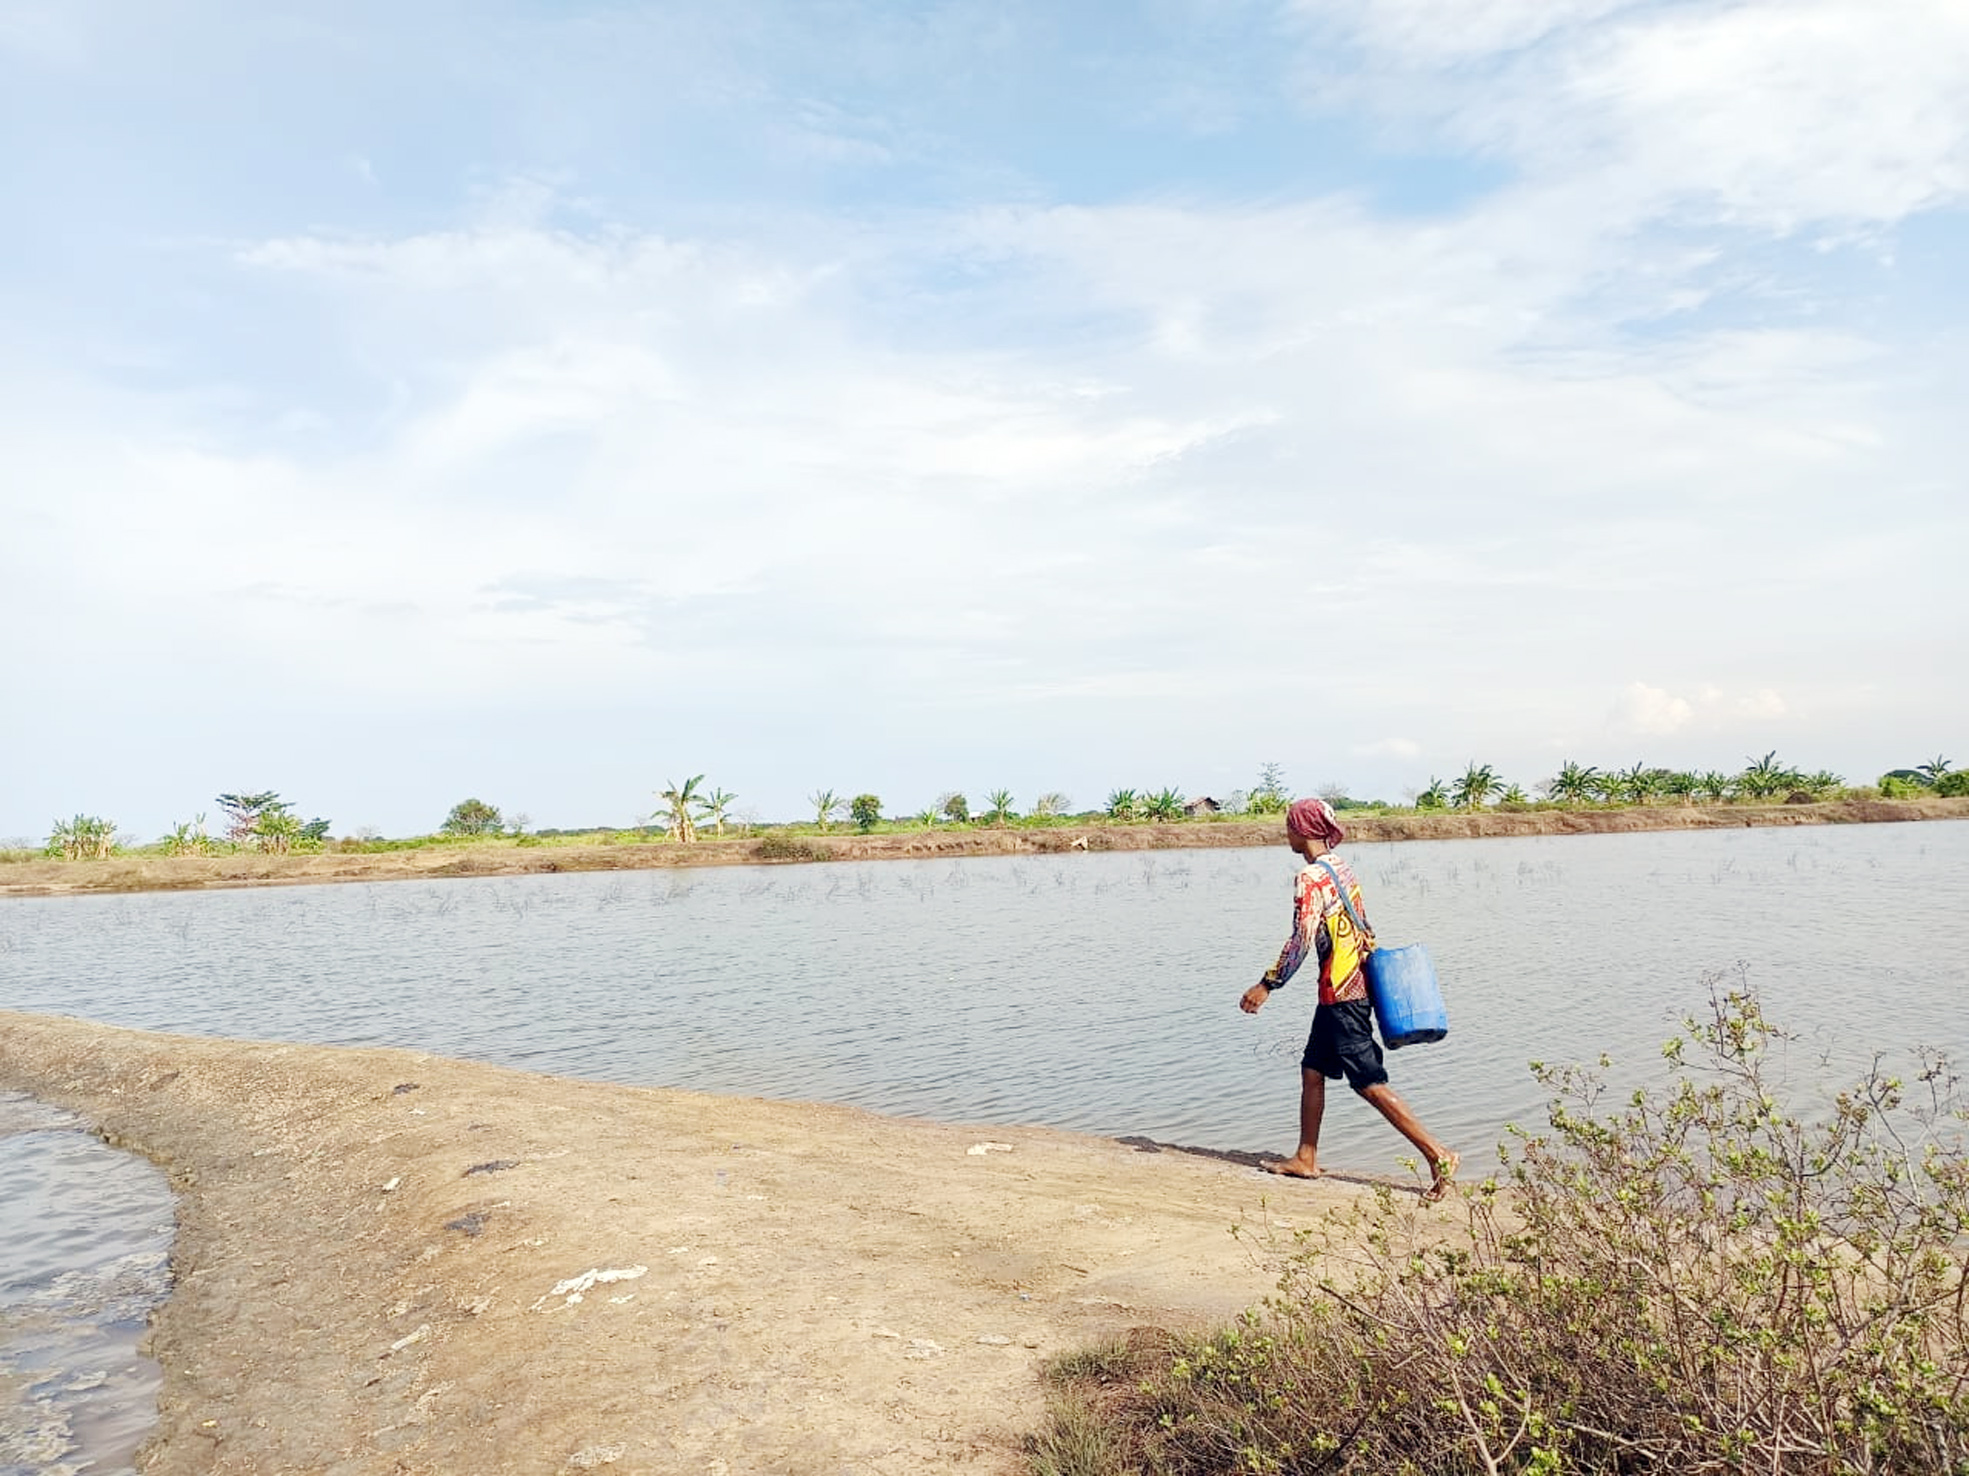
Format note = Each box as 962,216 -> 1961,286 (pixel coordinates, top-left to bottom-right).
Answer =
0,1012 -> 1337,1475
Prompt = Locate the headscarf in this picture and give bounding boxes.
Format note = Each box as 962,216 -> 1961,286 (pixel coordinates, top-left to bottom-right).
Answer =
1285,796 -> 1346,850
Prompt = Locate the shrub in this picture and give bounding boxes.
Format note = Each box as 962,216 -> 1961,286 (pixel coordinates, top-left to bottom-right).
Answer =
1938,771 -> 1969,798
1030,978 -> 1969,1474
754,832 -> 830,863
441,798 -> 504,836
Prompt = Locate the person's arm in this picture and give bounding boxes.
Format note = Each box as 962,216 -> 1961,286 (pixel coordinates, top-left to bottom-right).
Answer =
1241,871 -> 1313,1013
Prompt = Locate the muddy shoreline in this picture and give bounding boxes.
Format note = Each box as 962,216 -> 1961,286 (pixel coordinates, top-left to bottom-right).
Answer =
5,798 -> 1964,899
0,1013 -> 1321,1475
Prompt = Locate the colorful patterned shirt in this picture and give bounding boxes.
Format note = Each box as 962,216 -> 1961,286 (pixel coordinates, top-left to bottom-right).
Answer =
1263,855 -> 1372,1005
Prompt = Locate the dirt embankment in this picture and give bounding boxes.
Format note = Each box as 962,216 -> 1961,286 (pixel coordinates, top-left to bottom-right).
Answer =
0,1013 -> 1314,1476
3,798 -> 1963,899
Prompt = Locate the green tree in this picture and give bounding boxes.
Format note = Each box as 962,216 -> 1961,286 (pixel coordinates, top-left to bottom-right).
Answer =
984,788 -> 1015,827
1919,754 -> 1954,783
1661,770 -> 1698,805
1736,750 -> 1796,800
163,816 -> 212,857
699,788 -> 737,835
1611,761 -> 1666,805
809,789 -> 842,830
1142,787 -> 1185,821
1800,768 -> 1844,800
1247,762 -> 1289,815
657,775 -> 705,843
1104,788 -> 1138,822
215,790 -> 283,846
849,794 -> 882,832
1450,762 -> 1500,810
46,815 -> 116,860
1545,761 -> 1599,806
1937,770 -> 1969,798
1696,769 -> 1734,803
255,808 -> 302,854
938,791 -> 970,825
441,798 -> 504,836
1415,778 -> 1448,810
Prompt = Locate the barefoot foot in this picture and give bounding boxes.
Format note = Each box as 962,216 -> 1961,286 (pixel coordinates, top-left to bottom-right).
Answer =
1421,1152 -> 1460,1203
1259,1155 -> 1323,1180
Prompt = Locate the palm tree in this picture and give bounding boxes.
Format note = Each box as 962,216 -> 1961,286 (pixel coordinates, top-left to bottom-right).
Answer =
1919,755 -> 1954,783
1142,787 -> 1185,822
1801,769 -> 1844,800
1450,763 -> 1501,811
1546,761 -> 1599,806
1105,788 -> 1139,822
984,789 -> 1016,827
809,789 -> 843,830
1415,778 -> 1449,810
656,775 -> 706,843
1500,783 -> 1528,805
698,787 -> 737,835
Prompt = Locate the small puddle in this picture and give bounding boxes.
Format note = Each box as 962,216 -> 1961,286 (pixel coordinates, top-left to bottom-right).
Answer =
0,1091 -> 174,1476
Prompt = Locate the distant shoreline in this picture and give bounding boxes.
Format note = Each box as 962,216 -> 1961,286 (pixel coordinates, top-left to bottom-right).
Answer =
3,797 -> 1964,899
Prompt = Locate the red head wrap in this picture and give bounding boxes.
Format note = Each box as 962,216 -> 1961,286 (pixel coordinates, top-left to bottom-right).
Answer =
1285,797 -> 1346,849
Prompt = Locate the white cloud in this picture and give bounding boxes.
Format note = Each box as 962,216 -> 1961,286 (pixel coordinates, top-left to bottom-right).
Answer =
1307,0 -> 1969,232
1611,682 -> 1696,735
1608,683 -> 1794,738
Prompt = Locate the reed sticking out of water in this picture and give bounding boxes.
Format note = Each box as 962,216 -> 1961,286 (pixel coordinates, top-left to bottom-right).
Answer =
1029,973 -> 1969,1475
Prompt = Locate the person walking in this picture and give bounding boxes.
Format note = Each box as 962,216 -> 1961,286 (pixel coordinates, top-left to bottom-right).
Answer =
1239,797 -> 1458,1201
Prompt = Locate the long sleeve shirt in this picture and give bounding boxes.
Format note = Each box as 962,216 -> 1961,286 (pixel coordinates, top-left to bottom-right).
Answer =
1263,855 -> 1372,1006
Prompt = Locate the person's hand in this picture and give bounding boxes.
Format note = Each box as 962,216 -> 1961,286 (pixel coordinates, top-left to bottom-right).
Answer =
1239,983 -> 1271,1014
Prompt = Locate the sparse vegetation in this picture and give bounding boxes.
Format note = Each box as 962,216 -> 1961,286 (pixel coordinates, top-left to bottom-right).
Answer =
13,748 -> 1961,871
1030,982 -> 1969,1475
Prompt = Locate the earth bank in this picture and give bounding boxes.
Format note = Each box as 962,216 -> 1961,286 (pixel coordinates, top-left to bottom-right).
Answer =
0,1013 -> 1334,1475
4,797 -> 1963,898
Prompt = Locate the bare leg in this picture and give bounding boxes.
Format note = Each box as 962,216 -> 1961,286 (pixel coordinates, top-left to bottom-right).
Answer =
1261,1070 -> 1327,1178
1356,1082 -> 1459,1201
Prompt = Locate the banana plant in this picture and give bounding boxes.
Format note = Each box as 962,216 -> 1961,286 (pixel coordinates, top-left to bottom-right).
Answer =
808,788 -> 842,831
1450,763 -> 1501,810
657,775 -> 706,843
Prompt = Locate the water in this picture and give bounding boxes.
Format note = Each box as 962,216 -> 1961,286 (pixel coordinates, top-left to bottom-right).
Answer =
0,1094 -> 172,1476
2,822 -> 1964,1174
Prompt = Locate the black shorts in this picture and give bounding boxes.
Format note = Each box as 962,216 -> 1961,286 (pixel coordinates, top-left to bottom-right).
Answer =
1302,999 -> 1388,1093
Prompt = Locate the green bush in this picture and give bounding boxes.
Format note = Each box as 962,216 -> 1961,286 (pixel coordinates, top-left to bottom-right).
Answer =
1031,980 -> 1969,1475
754,831 -> 830,863
1937,771 -> 1969,798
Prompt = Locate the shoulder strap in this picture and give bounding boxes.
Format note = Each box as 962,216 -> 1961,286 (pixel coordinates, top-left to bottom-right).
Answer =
1315,858 -> 1373,946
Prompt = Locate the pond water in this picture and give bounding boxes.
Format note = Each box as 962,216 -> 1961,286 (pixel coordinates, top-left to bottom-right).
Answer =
3,821 -> 1965,1179
0,1093 -> 172,1476
6,820 -> 1963,1469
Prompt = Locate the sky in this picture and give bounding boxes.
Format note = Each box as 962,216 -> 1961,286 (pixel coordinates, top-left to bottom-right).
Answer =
2,0 -> 1965,839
